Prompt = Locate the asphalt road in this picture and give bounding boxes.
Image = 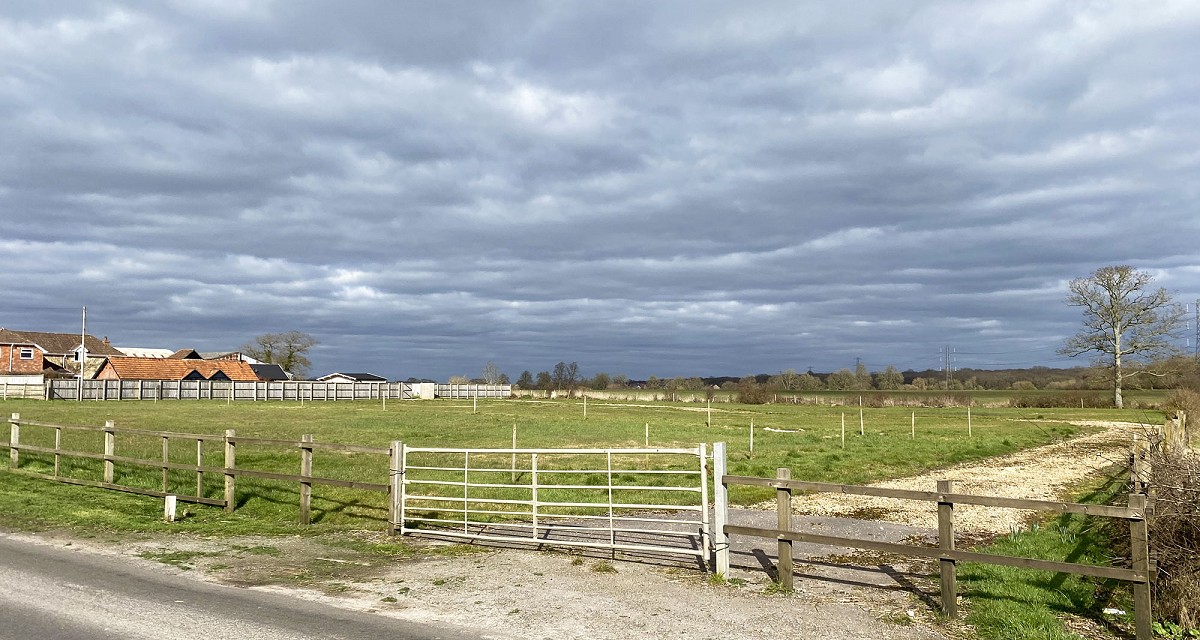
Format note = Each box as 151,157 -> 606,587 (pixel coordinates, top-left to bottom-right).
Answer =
0,534 -> 479,640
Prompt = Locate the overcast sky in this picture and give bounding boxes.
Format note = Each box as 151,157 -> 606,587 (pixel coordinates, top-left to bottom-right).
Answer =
2,1 -> 1198,381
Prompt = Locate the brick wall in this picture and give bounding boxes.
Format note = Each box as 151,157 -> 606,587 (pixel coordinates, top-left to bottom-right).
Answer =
0,344 -> 44,375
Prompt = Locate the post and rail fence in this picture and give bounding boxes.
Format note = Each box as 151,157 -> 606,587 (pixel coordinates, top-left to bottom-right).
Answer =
711,441 -> 1156,640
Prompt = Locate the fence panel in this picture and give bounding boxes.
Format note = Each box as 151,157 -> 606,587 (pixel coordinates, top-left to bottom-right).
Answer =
40,380 -> 414,402
398,445 -> 710,562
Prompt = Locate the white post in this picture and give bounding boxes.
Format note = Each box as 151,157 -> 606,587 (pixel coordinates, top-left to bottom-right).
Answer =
967,406 -> 972,437
841,413 -> 846,449
511,423 -> 517,483
699,443 -> 710,564
911,412 -> 916,439
749,419 -> 754,456
164,495 -> 177,522
583,394 -> 587,419
859,407 -> 864,436
473,388 -> 477,415
644,422 -> 649,447
713,441 -> 729,576
707,397 -> 712,427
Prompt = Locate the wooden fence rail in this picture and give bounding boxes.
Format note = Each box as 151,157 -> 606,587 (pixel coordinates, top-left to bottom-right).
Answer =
711,441 -> 1155,640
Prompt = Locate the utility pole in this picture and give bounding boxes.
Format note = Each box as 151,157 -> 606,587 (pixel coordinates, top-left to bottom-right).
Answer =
78,306 -> 87,402
1194,299 -> 1199,358
941,345 -> 955,388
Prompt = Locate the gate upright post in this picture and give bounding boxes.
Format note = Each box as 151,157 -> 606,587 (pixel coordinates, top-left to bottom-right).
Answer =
713,442 -> 729,576
388,441 -> 405,535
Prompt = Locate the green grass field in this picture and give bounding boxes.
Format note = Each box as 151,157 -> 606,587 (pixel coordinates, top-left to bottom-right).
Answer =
0,396 -> 1157,536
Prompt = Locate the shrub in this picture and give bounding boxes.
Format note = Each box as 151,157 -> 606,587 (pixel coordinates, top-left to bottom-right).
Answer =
735,379 -> 775,404
1009,391 -> 1111,409
1145,449 -> 1200,630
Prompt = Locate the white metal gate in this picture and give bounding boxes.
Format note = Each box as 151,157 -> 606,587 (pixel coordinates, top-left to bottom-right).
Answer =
397,445 -> 710,561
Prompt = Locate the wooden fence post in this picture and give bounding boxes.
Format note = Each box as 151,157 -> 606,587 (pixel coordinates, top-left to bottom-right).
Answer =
1131,434 -> 1150,493
161,436 -> 170,492
1129,492 -> 1152,640
776,467 -> 793,591
938,479 -> 957,617
714,442 -> 730,576
103,420 -> 116,484
195,438 -> 204,499
388,441 -> 404,534
299,434 -> 313,524
54,425 -> 62,476
1164,411 -> 1188,456
223,429 -> 236,513
8,413 -> 18,470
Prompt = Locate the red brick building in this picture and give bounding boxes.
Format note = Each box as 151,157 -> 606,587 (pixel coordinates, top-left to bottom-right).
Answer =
0,328 -> 124,381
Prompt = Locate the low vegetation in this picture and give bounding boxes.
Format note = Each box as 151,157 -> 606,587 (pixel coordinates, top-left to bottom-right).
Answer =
959,467 -> 1134,640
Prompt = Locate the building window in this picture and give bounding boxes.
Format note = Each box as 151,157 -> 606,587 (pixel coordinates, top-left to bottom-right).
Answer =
19,348 -> 34,360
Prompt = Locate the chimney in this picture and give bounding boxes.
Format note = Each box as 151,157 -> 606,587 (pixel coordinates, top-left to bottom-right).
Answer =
103,336 -> 110,346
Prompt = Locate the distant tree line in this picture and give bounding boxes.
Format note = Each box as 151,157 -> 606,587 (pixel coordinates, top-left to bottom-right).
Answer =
455,353 -> 1199,399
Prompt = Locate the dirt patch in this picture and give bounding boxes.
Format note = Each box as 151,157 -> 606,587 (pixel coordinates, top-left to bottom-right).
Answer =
771,420 -> 1149,535
7,527 -> 949,640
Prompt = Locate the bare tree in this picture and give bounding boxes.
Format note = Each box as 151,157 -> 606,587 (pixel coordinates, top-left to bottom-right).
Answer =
241,331 -> 317,379
481,361 -> 501,385
1059,265 -> 1185,408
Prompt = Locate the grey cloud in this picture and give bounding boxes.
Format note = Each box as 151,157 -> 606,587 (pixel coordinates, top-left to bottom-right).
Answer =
2,2 -> 1198,380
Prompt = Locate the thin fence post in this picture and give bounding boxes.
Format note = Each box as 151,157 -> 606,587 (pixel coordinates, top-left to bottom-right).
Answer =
699,443 -> 710,564
388,441 -> 404,534
196,438 -> 204,499
223,429 -> 236,512
103,420 -> 116,484
911,412 -> 916,439
967,406 -> 972,437
776,467 -> 793,591
299,434 -> 313,524
938,479 -> 957,617
8,413 -> 18,470
1131,434 -> 1150,493
1129,492 -> 1152,640
53,426 -> 62,476
714,442 -> 729,576
161,436 -> 170,492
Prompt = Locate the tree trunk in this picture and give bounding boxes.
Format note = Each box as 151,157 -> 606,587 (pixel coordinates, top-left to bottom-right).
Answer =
1113,329 -> 1124,409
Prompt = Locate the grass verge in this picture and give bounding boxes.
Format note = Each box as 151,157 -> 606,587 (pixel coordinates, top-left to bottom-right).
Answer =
959,466 -> 1135,640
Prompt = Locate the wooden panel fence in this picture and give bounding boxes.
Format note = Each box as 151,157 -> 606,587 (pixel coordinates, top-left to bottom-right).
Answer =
44,380 -> 415,401
711,442 -> 1156,639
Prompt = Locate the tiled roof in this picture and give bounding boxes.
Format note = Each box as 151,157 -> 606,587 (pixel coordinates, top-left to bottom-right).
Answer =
0,328 -> 124,356
168,348 -> 203,359
101,357 -> 260,381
